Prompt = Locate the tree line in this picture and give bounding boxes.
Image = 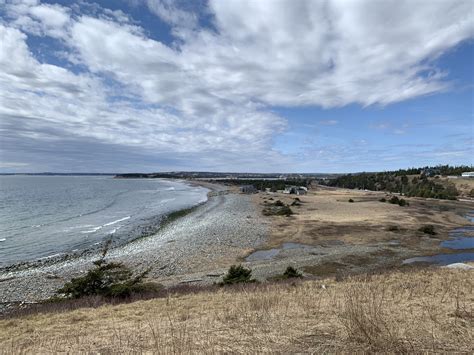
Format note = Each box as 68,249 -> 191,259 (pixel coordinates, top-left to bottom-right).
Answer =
322,165 -> 468,200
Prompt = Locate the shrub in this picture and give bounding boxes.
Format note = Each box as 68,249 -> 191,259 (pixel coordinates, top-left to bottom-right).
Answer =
263,205 -> 293,216
387,225 -> 400,231
57,244 -> 150,299
418,225 -> 436,235
398,198 -> 408,207
388,196 -> 400,204
379,198 -> 386,202
283,266 -> 302,278
274,200 -> 284,206
221,265 -> 254,285
278,206 -> 293,216
348,199 -> 354,203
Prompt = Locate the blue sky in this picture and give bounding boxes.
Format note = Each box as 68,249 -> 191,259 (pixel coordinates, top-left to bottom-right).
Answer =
0,0 -> 473,173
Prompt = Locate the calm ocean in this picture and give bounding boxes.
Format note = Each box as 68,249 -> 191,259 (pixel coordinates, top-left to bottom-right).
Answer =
0,176 -> 208,267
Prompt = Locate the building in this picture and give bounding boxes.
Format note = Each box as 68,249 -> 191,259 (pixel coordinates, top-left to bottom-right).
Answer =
283,186 -> 308,195
239,185 -> 257,193
461,172 -> 474,178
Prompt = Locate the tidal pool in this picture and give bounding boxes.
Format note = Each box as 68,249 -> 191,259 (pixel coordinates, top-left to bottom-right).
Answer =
403,211 -> 474,265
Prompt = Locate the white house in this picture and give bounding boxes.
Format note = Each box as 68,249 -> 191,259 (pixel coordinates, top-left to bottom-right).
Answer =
461,172 -> 474,178
283,186 -> 308,195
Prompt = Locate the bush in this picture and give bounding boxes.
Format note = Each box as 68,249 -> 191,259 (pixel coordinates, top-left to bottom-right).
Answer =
418,225 -> 436,235
387,225 -> 400,231
57,243 -> 150,299
388,196 -> 400,204
279,206 -> 293,216
262,205 -> 293,216
398,198 -> 408,207
283,266 -> 303,278
348,199 -> 354,203
221,265 -> 254,285
274,200 -> 284,206
379,198 -> 386,202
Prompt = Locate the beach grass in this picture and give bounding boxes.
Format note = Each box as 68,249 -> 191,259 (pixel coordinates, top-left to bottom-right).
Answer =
1,267 -> 472,353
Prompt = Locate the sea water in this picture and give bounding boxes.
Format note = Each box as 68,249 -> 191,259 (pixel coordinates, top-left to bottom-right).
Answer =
0,176 -> 208,267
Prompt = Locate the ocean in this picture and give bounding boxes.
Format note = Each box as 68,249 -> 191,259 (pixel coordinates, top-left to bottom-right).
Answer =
0,176 -> 208,267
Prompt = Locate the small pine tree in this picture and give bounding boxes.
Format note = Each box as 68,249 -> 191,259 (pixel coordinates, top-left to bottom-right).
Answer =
57,241 -> 150,298
283,266 -> 302,278
221,265 -> 254,285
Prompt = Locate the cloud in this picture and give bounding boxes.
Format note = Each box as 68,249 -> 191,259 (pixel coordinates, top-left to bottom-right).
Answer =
2,0 -> 71,38
0,0 -> 473,171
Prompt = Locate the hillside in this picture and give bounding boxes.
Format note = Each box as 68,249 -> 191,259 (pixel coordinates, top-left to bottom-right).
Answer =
1,267 -> 472,353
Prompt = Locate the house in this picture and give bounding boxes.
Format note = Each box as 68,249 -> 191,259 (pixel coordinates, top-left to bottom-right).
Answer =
239,185 -> 257,193
461,172 -> 474,178
283,186 -> 308,195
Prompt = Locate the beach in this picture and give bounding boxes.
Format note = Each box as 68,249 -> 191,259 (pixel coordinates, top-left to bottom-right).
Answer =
1,181 -> 473,314
0,183 -> 268,309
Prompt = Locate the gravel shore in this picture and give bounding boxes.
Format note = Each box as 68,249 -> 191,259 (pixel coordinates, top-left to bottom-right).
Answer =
1,182 -> 448,313
0,184 -> 268,309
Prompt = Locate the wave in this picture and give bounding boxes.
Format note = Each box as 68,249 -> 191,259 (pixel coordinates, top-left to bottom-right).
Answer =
103,216 -> 131,227
80,216 -> 131,234
0,238 -> 6,242
159,198 -> 176,204
81,226 -> 103,234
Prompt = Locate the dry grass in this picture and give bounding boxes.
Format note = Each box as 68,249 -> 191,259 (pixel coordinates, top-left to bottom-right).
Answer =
1,268 -> 472,353
255,187 -> 472,249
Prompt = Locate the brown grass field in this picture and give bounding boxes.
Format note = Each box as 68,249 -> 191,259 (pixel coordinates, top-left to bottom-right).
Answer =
255,186 -> 472,250
1,267 -> 472,353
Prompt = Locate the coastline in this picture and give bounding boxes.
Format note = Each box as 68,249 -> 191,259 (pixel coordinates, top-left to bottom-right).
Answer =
2,180 -> 473,315
0,181 -> 268,310
0,178 -> 212,273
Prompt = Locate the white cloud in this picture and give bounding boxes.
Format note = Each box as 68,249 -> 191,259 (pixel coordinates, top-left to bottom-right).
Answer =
0,0 -> 473,171
3,1 -> 71,38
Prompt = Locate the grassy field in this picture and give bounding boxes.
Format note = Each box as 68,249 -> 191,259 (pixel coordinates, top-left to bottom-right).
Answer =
253,187 -> 471,254
1,267 -> 472,353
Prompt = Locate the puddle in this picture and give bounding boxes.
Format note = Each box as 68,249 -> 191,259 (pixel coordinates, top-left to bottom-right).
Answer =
440,226 -> 474,249
439,212 -> 474,249
245,248 -> 280,262
403,252 -> 474,265
245,242 -> 313,262
403,211 -> 474,265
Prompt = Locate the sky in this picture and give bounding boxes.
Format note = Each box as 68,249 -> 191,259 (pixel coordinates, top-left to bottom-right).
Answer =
0,0 -> 473,173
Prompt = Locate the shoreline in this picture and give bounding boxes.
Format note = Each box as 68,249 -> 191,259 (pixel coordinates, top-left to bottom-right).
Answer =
0,178 -> 214,273
2,181 -> 473,315
0,181 -> 268,310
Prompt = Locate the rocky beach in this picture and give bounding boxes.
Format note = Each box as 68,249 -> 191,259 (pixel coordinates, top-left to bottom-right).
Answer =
0,183 -> 269,310
2,181 -> 473,316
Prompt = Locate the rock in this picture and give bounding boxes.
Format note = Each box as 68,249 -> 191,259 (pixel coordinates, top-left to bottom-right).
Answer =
443,263 -> 474,270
